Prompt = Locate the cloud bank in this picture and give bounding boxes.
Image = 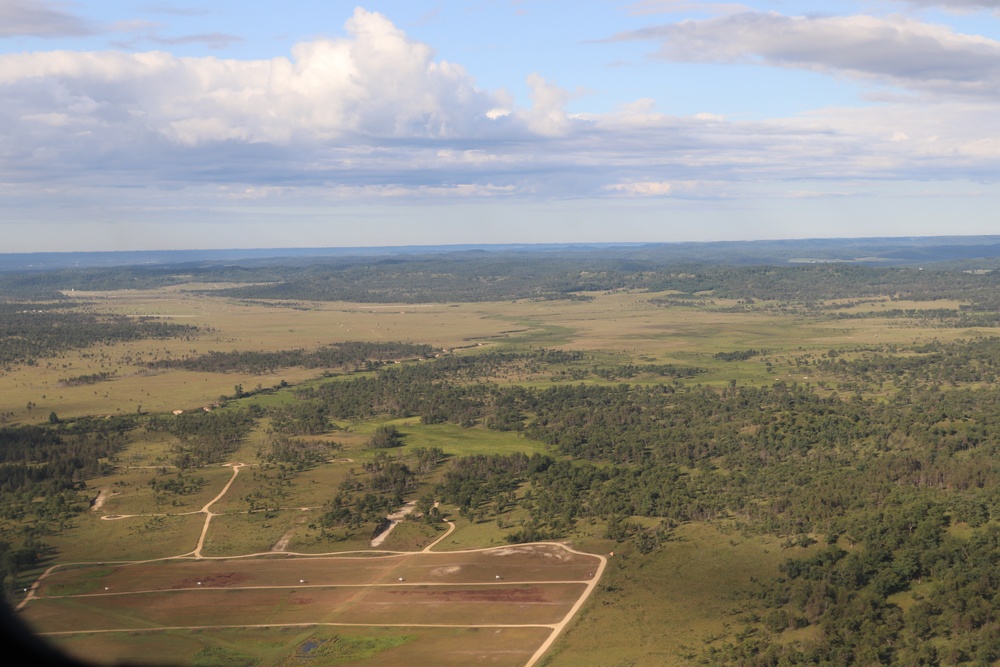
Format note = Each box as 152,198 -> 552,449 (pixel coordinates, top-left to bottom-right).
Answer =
0,9 -> 505,146
0,3 -> 998,231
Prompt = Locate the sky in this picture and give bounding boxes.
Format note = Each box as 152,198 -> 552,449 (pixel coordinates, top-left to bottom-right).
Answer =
1,1 -> 1000,253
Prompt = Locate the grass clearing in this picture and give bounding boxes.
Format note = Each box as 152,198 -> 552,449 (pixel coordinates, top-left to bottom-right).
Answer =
395,422 -> 550,458
44,513 -> 206,562
46,625 -> 550,667
4,287 -> 990,425
544,523 -> 817,666
200,510 -> 322,557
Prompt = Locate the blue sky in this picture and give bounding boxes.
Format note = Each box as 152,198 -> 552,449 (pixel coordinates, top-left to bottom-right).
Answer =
2,0 -> 1000,252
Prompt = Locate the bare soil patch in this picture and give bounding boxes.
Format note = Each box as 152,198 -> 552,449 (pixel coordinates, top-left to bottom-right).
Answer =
386,588 -> 548,603
176,572 -> 249,588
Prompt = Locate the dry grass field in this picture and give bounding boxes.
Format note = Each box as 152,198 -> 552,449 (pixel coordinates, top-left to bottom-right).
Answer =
3,286 -> 984,424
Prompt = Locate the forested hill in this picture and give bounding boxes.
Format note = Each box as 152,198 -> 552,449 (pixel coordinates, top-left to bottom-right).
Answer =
3,236 -> 1000,273
2,237 -> 1000,303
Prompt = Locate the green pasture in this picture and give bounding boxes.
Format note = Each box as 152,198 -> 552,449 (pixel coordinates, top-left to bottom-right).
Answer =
95,464 -> 237,516
44,624 -> 549,667
545,522 -> 821,667
199,509 -> 322,557
393,422 -> 551,458
284,521 -> 380,554
109,430 -> 182,469
430,504 -> 604,552
43,513 -> 205,562
430,513 -> 523,551
209,460 -> 349,515
373,520 -> 445,552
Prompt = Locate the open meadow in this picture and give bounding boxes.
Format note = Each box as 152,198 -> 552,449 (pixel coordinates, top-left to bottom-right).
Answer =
1,286 -> 980,424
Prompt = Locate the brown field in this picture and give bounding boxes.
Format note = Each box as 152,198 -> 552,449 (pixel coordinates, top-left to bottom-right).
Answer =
21,544 -> 601,664
23,583 -> 582,631
37,545 -> 597,596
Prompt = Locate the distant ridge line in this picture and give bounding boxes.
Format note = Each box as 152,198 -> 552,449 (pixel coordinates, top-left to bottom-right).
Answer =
3,236 -> 1000,272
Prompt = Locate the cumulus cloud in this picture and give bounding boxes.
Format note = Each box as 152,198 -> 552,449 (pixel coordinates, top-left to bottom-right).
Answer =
0,0 -> 97,37
613,12 -> 1000,98
524,74 -> 572,136
0,8 -> 506,148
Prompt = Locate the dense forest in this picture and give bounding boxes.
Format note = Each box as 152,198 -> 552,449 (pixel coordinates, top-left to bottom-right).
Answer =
0,417 -> 135,587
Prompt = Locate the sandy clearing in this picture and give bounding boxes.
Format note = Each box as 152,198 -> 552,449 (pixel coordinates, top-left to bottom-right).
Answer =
370,500 -> 418,547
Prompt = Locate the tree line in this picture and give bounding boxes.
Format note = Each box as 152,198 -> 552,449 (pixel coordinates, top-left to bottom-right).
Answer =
145,341 -> 437,374
0,302 -> 198,367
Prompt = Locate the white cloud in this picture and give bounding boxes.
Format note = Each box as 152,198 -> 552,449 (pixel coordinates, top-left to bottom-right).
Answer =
1,5 -> 1000,218
614,12 -> 1000,98
524,73 -> 572,136
0,8 -> 507,147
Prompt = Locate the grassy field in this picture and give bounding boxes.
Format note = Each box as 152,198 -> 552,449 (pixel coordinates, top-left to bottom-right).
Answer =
3,287 -> 986,424
42,514 -> 206,563
543,523 -> 821,666
47,625 -> 551,667
392,423 -> 550,458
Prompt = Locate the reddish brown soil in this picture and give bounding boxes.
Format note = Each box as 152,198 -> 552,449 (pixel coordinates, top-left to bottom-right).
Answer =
175,572 -> 250,588
386,588 -> 547,603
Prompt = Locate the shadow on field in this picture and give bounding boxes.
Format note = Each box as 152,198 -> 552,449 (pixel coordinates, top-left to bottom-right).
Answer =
1,601 -> 173,667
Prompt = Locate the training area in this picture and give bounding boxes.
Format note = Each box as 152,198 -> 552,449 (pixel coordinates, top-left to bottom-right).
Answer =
17,455 -> 604,666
